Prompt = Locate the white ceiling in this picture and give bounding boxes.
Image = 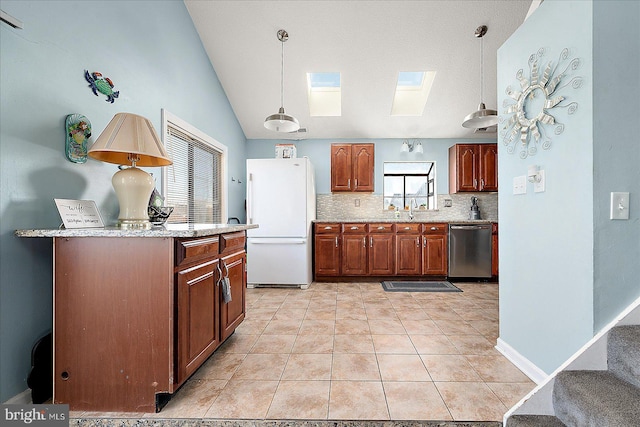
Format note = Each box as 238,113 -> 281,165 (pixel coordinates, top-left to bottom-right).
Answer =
184,0 -> 533,140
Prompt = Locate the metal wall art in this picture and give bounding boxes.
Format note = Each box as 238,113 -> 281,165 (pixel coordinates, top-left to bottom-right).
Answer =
84,70 -> 119,103
500,48 -> 582,158
65,114 -> 91,163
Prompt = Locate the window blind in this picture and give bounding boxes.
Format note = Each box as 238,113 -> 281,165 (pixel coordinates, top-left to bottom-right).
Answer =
165,125 -> 222,224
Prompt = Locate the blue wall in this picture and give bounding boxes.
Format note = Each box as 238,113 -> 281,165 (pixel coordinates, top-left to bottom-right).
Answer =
247,138 -> 496,196
497,0 -> 639,374
591,0 -> 640,330
0,0 -> 246,401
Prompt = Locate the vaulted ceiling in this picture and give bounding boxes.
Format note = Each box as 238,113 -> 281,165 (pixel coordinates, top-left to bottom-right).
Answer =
185,0 -> 533,140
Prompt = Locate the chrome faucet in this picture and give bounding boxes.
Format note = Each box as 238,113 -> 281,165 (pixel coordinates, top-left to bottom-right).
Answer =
408,198 -> 417,220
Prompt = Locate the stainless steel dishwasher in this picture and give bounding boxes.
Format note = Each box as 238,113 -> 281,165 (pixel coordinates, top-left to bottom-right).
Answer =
448,224 -> 492,278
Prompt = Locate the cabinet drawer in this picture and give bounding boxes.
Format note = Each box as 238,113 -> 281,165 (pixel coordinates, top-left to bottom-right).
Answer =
219,231 -> 246,255
176,236 -> 220,267
423,223 -> 448,235
343,223 -> 367,233
395,223 -> 421,234
315,223 -> 341,234
369,223 -> 394,233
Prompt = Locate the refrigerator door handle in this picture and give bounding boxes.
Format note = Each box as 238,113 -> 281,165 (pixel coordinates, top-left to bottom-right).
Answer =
247,173 -> 253,224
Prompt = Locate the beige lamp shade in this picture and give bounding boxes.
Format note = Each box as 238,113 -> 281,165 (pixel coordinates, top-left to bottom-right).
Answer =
88,112 -> 172,167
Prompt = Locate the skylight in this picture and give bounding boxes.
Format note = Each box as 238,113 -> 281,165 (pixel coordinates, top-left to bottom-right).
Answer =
307,72 -> 341,116
391,71 -> 436,116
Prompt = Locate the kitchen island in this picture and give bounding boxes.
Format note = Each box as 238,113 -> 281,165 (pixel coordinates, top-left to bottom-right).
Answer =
16,224 -> 257,413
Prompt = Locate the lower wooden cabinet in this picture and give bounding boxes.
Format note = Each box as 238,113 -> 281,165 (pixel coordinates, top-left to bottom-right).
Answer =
53,231 -> 247,413
314,222 -> 449,280
314,223 -> 341,276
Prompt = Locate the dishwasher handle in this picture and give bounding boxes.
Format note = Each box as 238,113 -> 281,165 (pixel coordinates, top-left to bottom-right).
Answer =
450,225 -> 491,230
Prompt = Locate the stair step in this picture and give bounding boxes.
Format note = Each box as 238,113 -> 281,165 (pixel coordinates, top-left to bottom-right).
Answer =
506,414 -> 566,426
553,370 -> 640,426
608,325 -> 640,388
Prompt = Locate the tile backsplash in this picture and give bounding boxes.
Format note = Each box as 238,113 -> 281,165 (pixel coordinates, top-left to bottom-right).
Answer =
316,193 -> 497,222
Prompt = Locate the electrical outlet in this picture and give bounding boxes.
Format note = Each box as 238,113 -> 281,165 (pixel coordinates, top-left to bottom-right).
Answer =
610,192 -> 630,220
354,199 -> 360,207
513,175 -> 527,195
444,199 -> 452,207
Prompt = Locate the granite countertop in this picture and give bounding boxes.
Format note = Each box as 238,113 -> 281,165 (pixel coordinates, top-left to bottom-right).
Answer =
15,223 -> 259,238
313,219 -> 496,224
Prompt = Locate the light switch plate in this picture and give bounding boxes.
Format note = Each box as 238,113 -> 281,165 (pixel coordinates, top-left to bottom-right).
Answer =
610,192 -> 630,220
534,170 -> 545,193
513,175 -> 527,195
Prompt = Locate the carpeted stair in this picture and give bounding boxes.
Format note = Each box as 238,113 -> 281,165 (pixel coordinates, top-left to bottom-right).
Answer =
506,325 -> 640,427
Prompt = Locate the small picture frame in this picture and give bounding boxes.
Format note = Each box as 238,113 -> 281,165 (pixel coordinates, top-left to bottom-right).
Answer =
54,199 -> 105,229
275,144 -> 296,159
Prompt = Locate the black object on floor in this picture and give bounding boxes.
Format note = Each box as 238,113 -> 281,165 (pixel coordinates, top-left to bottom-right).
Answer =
381,281 -> 462,292
27,332 -> 52,404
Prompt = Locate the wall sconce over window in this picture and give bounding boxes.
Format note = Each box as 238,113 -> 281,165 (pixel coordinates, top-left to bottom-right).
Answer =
401,139 -> 423,154
528,165 -> 542,183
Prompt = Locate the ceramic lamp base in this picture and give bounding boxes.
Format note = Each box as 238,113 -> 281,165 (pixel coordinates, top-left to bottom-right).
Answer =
112,166 -> 154,230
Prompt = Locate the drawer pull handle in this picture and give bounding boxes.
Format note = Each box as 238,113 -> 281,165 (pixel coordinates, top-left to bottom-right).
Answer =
416,237 -> 420,247
350,226 -> 359,230
377,226 -> 385,230
404,226 -> 411,230
431,227 -> 438,231
324,226 -> 332,230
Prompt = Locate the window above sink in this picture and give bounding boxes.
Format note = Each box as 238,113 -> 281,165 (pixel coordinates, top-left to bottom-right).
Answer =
383,161 -> 437,211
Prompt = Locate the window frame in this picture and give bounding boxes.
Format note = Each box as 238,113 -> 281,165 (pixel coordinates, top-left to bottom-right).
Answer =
382,161 -> 437,210
161,109 -> 228,224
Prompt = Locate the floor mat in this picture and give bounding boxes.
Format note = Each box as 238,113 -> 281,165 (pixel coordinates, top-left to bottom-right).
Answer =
381,281 -> 462,292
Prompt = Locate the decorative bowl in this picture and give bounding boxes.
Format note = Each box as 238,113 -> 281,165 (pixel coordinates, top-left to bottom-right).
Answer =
148,206 -> 174,225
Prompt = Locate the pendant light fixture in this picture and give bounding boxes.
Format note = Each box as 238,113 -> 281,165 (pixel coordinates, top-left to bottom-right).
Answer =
462,25 -> 498,129
264,29 -> 300,133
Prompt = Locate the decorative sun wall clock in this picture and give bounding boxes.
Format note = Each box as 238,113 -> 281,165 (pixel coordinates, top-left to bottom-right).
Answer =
500,48 -> 583,158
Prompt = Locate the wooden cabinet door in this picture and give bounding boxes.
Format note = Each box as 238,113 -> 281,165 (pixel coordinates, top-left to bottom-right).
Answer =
395,234 -> 421,275
331,144 -> 353,191
456,144 -> 479,192
176,258 -> 220,385
479,144 -> 498,191
352,143 -> 374,192
342,234 -> 368,275
422,234 -> 448,275
369,234 -> 394,275
219,251 -> 246,341
315,234 -> 341,276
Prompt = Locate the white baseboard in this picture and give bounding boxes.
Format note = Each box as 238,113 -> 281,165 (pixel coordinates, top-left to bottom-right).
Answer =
3,389 -> 31,404
496,337 -> 548,385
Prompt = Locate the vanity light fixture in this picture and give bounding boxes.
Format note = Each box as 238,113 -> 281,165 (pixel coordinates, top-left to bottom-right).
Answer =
264,29 -> 300,133
401,139 -> 423,153
462,25 -> 498,130
88,112 -> 172,229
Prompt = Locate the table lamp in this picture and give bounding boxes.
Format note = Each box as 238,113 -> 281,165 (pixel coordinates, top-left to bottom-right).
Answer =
88,112 -> 172,229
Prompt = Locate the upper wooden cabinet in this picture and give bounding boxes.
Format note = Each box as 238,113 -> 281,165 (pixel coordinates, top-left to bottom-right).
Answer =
331,143 -> 374,192
448,143 -> 498,193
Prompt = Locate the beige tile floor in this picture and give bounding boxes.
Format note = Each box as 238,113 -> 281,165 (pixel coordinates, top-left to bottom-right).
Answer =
75,282 -> 536,422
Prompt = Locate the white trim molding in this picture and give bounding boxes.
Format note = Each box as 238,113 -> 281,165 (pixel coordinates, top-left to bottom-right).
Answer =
496,338 -> 549,384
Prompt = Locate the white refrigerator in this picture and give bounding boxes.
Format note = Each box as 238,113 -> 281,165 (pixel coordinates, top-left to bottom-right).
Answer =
246,157 -> 316,289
